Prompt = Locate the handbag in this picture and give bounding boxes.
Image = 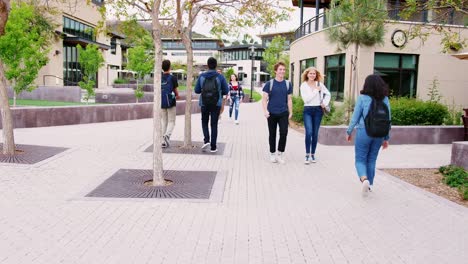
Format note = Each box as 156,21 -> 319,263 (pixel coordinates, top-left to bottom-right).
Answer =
318,85 -> 330,115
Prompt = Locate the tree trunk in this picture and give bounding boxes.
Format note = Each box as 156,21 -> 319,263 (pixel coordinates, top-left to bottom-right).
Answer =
0,62 -> 15,155
181,32 -> 193,148
351,43 -> 359,102
13,90 -> 16,107
151,0 -> 165,186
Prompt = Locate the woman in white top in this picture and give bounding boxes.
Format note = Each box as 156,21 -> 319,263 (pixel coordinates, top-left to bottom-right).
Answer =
300,67 -> 331,164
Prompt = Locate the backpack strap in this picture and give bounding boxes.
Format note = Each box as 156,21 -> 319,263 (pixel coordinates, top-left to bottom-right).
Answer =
269,79 -> 274,93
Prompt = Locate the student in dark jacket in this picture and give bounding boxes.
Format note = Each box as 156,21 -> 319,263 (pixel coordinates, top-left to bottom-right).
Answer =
194,57 -> 229,153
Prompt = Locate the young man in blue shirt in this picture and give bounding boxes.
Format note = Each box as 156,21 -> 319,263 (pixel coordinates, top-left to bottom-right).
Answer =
262,61 -> 293,163
194,57 -> 229,153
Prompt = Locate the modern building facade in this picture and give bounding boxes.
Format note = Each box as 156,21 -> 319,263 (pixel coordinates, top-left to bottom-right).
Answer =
219,45 -> 267,86
38,0 -> 110,89
290,0 -> 468,107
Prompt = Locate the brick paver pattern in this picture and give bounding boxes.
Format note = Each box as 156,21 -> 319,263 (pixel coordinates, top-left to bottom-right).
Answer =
0,102 -> 466,264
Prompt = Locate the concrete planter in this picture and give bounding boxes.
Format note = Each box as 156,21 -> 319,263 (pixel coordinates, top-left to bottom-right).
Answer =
451,142 -> 468,170
318,125 -> 464,145
7,86 -> 82,102
0,102 -> 201,129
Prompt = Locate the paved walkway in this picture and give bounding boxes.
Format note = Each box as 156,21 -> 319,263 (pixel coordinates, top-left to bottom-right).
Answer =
0,102 -> 466,264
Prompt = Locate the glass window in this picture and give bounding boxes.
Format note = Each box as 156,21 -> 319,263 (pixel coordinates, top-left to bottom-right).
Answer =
374,53 -> 419,97
325,54 -> 346,101
374,53 -> 399,68
110,37 -> 117,55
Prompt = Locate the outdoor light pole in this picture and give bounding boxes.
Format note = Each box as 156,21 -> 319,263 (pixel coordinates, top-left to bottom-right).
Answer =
250,45 -> 255,102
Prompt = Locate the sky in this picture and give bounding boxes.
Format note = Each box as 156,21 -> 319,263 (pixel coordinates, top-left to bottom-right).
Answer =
192,0 -> 316,41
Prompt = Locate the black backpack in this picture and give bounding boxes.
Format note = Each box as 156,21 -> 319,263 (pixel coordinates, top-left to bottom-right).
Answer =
364,97 -> 391,138
201,75 -> 219,107
161,74 -> 175,109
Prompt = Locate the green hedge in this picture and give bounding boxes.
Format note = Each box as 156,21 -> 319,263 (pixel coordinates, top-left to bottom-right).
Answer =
390,98 -> 449,125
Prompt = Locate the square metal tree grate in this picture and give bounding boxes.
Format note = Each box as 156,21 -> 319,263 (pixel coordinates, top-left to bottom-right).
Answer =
0,144 -> 68,164
145,140 -> 225,155
86,169 -> 217,199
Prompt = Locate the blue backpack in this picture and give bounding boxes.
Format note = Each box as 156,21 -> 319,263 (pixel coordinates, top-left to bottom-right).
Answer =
161,74 -> 176,108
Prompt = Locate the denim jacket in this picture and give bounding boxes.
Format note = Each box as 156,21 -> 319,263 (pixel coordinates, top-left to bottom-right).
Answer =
346,95 -> 391,140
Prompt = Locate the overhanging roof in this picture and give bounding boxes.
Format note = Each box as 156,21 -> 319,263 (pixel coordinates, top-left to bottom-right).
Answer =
291,0 -> 331,8
64,37 -> 111,50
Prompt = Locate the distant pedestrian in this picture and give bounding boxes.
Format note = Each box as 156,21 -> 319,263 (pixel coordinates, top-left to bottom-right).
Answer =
195,58 -> 229,153
300,67 -> 331,164
262,61 -> 292,164
160,59 -> 180,148
346,74 -> 391,195
227,73 -> 244,124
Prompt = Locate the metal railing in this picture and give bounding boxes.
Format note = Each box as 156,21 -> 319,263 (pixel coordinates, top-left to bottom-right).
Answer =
295,13 -> 327,40
295,6 -> 466,40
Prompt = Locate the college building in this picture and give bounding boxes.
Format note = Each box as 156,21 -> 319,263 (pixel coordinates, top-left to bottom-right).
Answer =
290,0 -> 468,107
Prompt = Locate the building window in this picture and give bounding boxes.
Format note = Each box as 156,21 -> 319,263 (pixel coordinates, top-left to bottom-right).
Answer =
374,53 -> 418,97
299,58 -> 316,84
63,44 -> 82,85
92,0 -> 104,6
63,16 -> 95,41
171,52 -> 186,56
110,37 -> 116,55
325,54 -> 346,101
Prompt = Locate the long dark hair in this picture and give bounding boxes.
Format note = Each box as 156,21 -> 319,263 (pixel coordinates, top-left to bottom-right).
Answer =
360,74 -> 389,100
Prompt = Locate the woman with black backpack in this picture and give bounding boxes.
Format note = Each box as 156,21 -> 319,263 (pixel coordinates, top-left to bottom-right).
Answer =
346,74 -> 391,196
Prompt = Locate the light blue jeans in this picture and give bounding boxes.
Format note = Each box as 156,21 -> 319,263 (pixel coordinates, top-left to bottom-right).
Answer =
354,128 -> 384,185
229,96 -> 240,120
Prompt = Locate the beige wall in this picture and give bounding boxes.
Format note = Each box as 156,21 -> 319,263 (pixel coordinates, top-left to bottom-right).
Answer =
36,1 -> 108,88
290,21 -> 468,108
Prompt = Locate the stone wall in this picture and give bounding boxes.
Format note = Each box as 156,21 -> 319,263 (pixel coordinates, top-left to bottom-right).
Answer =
451,142 -> 468,170
319,126 -> 465,145
7,86 -> 82,102
0,102 -> 201,129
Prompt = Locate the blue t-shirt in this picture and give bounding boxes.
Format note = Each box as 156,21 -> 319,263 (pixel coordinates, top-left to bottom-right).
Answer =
262,79 -> 292,114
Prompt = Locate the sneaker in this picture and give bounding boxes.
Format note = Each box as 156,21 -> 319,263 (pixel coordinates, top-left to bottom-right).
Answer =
362,180 -> 370,196
210,149 -> 218,153
161,142 -> 168,148
304,154 -> 310,165
163,135 -> 170,148
269,153 -> 277,163
277,152 -> 285,164
235,120 -> 239,125
201,142 -> 210,151
310,155 -> 316,163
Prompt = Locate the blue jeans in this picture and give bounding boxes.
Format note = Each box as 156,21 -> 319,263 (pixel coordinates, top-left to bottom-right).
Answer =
229,96 -> 240,120
201,105 -> 221,151
354,128 -> 384,185
303,106 -> 323,154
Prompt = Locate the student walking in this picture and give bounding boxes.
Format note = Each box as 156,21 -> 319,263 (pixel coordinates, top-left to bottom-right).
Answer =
262,61 -> 292,164
195,57 -> 229,152
300,67 -> 331,164
346,74 -> 391,195
227,73 -> 244,124
160,59 -> 180,148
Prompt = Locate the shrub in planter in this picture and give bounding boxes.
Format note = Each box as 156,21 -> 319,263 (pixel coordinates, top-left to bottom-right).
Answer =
390,97 -> 449,125
292,96 -> 304,123
439,165 -> 468,200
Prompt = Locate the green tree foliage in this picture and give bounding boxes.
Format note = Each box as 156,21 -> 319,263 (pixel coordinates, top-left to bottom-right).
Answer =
223,68 -> 235,82
0,2 -> 54,106
127,45 -> 154,102
264,36 -> 290,78
326,0 -> 388,102
400,0 -> 467,53
77,44 -> 104,102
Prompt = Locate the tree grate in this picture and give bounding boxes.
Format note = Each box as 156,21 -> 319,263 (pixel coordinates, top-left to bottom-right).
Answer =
86,169 -> 217,199
0,144 -> 68,164
145,140 -> 225,155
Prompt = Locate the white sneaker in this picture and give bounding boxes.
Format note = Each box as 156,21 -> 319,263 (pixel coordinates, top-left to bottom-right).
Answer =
277,152 -> 285,164
235,120 -> 239,125
362,180 -> 370,196
304,154 -> 310,165
269,153 -> 277,163
201,142 -> 210,151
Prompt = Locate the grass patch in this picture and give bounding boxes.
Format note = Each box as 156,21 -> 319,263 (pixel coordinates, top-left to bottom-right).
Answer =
242,89 -> 262,102
9,99 -> 92,107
